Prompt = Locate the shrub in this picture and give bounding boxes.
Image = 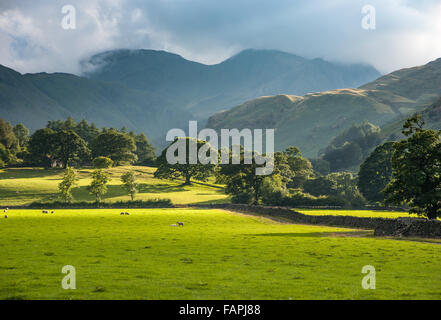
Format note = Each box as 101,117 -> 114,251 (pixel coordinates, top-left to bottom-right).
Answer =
92,156 -> 114,169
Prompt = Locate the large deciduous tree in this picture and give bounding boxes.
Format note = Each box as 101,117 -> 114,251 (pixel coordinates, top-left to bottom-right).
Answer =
384,115 -> 441,219
54,130 -> 90,168
154,137 -> 217,185
27,128 -> 57,167
358,142 -> 394,203
90,130 -> 137,165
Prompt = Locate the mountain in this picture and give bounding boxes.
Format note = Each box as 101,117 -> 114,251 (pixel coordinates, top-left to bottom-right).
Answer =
0,49 -> 381,148
0,64 -> 191,146
84,49 -> 380,118
207,58 -> 441,157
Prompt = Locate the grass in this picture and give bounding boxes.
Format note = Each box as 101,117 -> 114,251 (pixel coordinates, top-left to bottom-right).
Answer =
0,208 -> 440,300
295,209 -> 416,219
0,166 -> 229,206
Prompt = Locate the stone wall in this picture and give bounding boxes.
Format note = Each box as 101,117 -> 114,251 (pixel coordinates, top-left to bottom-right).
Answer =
197,204 -> 441,238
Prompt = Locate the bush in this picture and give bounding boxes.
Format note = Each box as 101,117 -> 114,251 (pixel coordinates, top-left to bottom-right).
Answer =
92,156 -> 114,169
261,189 -> 348,207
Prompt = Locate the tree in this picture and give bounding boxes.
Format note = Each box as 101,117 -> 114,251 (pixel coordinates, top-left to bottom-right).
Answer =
303,176 -> 337,197
154,137 -> 216,185
90,130 -> 137,165
309,158 -> 331,176
13,123 -> 30,149
281,147 -> 313,188
58,166 -> 78,202
130,132 -> 156,165
75,119 -> 100,143
27,128 -> 57,167
218,149 -> 267,204
358,142 -> 394,203
121,171 -> 138,200
323,142 -> 363,172
53,130 -> 90,168
0,119 -> 18,149
93,156 -> 114,169
384,115 -> 441,219
87,169 -> 111,202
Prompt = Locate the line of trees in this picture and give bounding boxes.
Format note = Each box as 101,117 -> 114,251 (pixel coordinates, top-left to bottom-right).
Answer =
153,115 -> 441,219
59,166 -> 139,203
0,117 -> 156,169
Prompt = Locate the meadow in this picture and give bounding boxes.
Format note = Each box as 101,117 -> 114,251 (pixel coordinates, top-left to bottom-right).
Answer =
1,208 -> 441,300
1,167 -> 440,300
0,166 -> 228,206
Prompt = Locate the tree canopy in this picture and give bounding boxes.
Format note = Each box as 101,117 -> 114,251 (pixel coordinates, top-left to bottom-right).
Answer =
358,142 -> 394,203
384,115 -> 441,219
154,137 -> 217,185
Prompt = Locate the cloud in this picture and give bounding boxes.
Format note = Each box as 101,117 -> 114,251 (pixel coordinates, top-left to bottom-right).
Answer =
0,0 -> 441,74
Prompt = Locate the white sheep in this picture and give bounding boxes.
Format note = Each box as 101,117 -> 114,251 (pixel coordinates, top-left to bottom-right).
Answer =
170,224 -> 177,227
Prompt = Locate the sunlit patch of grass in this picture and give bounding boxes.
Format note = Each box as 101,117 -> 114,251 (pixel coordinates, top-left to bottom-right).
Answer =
0,166 -> 229,205
0,208 -> 440,300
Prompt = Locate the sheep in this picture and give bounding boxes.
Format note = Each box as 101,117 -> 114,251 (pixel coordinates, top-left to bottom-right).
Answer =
125,212 -> 130,215
177,221 -> 184,227
42,210 -> 48,214
51,211 -> 54,214
4,215 -> 7,219
120,212 -> 125,215
170,224 -> 177,227
3,209 -> 7,213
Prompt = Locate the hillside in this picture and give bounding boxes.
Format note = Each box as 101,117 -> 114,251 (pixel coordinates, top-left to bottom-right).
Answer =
0,65 -> 191,146
0,49 -> 380,148
207,58 -> 441,157
381,97 -> 441,141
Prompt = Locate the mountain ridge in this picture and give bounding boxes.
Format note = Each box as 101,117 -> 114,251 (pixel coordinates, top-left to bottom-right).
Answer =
207,57 -> 441,157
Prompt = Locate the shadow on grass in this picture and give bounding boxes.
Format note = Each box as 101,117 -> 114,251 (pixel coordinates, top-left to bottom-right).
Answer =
70,183 -> 188,201
138,183 -> 187,194
0,168 -> 63,179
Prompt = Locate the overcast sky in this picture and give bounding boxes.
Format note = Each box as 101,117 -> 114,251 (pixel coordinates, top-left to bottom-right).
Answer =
1,0 -> 441,75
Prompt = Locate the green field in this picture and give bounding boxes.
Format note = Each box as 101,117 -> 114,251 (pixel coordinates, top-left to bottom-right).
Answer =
1,208 -> 441,300
1,167 -> 440,300
0,166 -> 229,206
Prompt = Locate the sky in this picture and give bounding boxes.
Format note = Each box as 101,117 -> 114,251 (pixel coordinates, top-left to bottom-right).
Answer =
0,0 -> 441,75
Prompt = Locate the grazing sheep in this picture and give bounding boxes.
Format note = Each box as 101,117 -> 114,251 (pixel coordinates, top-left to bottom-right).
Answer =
42,210 -> 48,214
125,212 -> 130,215
170,224 -> 177,227
177,221 -> 184,227
51,211 -> 54,214
3,209 -> 7,213
120,212 -> 125,215
4,215 -> 7,219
